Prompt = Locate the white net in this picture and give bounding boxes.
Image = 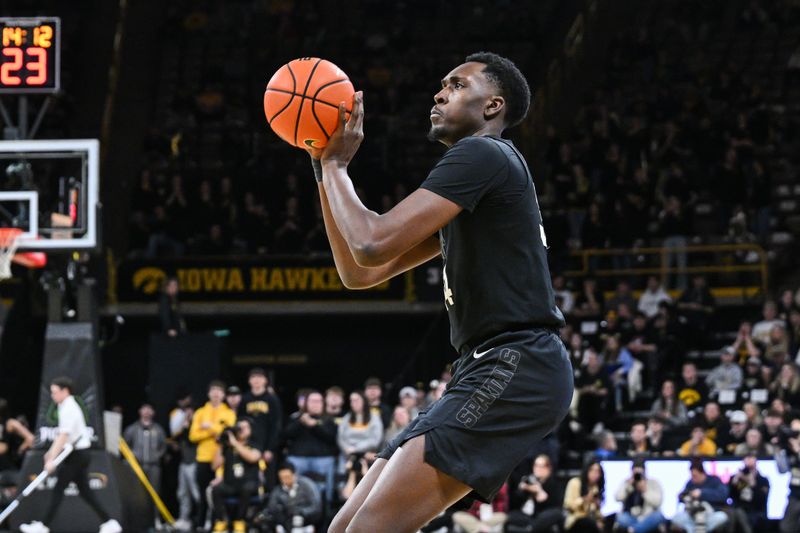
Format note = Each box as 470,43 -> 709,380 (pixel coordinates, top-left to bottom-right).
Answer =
0,229 -> 22,280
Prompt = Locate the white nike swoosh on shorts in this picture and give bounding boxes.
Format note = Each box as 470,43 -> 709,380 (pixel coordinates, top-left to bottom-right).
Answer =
473,347 -> 493,359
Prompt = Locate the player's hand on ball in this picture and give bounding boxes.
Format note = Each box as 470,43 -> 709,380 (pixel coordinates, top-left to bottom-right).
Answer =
321,91 -> 364,167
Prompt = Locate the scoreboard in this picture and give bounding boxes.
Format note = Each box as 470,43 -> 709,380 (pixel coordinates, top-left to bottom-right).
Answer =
0,17 -> 60,94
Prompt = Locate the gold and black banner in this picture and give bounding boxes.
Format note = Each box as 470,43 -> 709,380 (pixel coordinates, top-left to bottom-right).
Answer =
117,256 -> 418,302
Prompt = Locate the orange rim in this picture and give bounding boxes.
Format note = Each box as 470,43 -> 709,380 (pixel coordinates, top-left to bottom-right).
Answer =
12,251 -> 47,269
0,227 -> 22,247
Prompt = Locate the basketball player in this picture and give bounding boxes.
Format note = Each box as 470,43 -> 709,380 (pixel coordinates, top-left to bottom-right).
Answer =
307,52 -> 572,532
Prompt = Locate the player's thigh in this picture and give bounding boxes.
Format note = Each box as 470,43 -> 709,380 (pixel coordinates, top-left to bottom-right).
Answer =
346,434 -> 472,533
328,457 -> 388,533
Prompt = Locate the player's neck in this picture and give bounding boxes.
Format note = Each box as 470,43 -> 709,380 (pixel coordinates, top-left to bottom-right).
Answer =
441,124 -> 505,147
471,123 -> 504,140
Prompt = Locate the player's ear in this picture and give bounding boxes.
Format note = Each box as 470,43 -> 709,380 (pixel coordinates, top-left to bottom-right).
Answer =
485,95 -> 505,121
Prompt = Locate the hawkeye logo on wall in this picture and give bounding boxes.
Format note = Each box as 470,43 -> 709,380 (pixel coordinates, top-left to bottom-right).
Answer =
133,267 -> 167,295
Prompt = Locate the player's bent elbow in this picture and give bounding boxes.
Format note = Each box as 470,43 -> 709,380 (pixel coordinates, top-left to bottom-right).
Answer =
335,267 -> 370,290
351,242 -> 390,268
340,275 -> 368,290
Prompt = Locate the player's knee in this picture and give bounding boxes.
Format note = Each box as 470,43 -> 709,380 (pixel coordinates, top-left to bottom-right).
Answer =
327,520 -> 346,533
327,511 -> 351,533
344,521 -> 372,533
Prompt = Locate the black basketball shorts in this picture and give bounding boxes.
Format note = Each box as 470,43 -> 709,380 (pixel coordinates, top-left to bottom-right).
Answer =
378,327 -> 573,501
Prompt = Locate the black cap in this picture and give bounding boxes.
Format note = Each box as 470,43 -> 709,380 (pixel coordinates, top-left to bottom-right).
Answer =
249,367 -> 266,378
226,386 -> 242,396
632,456 -> 646,469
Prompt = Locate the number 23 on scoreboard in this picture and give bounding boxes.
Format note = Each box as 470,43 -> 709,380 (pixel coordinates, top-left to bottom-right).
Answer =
1,47 -> 47,86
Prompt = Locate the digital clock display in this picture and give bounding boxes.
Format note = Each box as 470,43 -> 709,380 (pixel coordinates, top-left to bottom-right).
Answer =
0,17 -> 60,94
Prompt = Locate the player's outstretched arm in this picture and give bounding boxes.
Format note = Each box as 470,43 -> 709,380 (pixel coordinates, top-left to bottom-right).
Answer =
317,182 -> 441,289
320,92 -> 462,268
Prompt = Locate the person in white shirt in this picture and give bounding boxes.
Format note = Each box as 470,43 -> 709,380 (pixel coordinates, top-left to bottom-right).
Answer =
638,276 -> 672,318
552,274 -> 574,315
753,300 -> 785,344
20,377 -> 122,533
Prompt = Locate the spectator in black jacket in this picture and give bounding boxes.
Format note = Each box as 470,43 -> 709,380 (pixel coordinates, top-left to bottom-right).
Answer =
282,390 -> 338,503
238,368 -> 282,466
159,277 -> 186,337
728,453 -> 769,533
677,362 -> 708,412
677,275 -> 716,348
505,454 -> 563,533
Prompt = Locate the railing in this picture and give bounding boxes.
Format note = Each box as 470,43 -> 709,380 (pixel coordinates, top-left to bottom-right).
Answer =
563,243 -> 768,296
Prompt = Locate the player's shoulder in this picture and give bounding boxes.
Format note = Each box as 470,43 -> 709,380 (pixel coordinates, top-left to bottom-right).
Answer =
450,135 -> 508,156
442,135 -> 510,170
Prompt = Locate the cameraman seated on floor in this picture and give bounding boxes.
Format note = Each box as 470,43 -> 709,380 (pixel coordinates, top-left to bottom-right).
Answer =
505,454 -> 564,533
727,452 -> 769,533
257,462 -> 321,533
210,418 -> 262,533
776,417 -> 800,533
671,458 -> 729,533
613,457 -> 665,533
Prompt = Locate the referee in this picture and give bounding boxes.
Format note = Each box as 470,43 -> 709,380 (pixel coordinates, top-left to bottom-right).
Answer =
20,377 -> 122,533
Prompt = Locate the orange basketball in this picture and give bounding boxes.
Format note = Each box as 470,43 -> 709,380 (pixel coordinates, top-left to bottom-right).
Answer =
264,58 -> 354,149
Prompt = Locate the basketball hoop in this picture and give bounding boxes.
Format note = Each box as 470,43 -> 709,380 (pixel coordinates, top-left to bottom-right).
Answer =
0,228 -> 23,280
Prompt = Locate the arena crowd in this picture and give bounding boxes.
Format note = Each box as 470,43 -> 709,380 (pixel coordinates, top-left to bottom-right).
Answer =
4,278 -> 800,532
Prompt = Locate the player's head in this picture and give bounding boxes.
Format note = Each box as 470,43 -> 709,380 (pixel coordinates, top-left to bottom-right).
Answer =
429,52 -> 530,146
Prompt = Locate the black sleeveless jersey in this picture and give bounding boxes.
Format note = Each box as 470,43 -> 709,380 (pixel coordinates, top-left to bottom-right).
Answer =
420,135 -> 565,354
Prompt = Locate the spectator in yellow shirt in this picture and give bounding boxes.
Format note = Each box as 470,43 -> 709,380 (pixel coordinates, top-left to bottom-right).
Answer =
679,425 -> 718,457
189,380 -> 236,529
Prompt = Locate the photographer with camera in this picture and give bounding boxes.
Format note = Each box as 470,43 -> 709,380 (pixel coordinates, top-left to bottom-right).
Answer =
727,452 -> 769,533
505,454 -> 563,533
340,453 -> 370,501
613,457 -> 664,533
258,462 -> 321,533
564,460 -> 605,532
671,458 -> 729,533
775,417 -> 800,533
209,418 -> 262,533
